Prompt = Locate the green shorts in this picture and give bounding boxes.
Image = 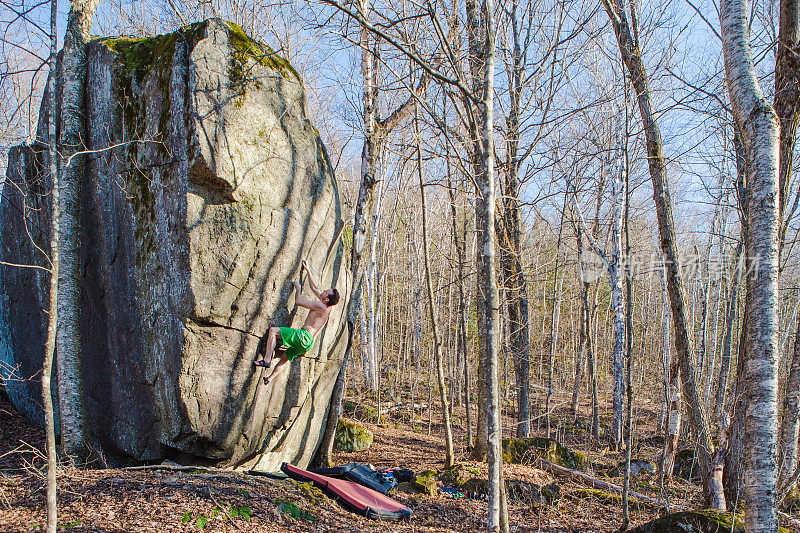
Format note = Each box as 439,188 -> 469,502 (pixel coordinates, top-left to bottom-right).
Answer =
279,327 -> 314,360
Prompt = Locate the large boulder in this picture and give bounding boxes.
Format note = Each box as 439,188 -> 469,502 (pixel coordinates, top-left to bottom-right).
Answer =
0,19 -> 348,470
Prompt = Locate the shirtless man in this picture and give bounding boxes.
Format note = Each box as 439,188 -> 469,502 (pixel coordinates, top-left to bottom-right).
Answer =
253,260 -> 340,385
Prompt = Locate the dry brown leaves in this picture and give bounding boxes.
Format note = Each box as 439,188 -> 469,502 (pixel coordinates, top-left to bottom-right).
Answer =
2,389 -> 798,532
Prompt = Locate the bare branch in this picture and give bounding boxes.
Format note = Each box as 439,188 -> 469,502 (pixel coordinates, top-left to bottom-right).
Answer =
316,0 -> 481,104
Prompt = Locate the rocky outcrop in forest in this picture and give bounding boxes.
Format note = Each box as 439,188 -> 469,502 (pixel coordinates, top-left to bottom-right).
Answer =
0,19 -> 348,470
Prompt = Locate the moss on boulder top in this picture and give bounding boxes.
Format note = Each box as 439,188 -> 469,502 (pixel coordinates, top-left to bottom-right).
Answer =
502,437 -> 587,471
101,21 -> 208,77
100,20 -> 299,83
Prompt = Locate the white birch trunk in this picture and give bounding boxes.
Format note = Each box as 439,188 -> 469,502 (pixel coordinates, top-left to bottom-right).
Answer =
720,0 -> 782,528
474,0 -> 501,527
362,167 -> 385,391
43,2 -> 59,527
58,0 -> 100,461
609,160 -> 626,450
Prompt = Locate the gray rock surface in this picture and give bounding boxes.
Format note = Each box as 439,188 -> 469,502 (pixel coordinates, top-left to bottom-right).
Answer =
0,19 -> 348,470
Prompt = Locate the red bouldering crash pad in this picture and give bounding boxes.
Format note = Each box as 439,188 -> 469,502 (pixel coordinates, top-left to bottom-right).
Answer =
281,462 -> 412,521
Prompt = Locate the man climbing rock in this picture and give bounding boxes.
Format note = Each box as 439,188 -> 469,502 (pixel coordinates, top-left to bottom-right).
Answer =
253,260 -> 340,384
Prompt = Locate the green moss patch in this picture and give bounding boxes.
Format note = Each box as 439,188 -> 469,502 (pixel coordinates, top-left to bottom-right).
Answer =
224,21 -> 301,84
413,470 -> 439,496
101,21 -> 208,83
332,419 -> 373,452
628,510 -> 746,532
502,437 -> 587,471
440,464 -> 480,487
294,481 -> 324,505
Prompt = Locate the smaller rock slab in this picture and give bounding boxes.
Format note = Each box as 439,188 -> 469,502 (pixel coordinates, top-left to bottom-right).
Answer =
332,419 -> 373,452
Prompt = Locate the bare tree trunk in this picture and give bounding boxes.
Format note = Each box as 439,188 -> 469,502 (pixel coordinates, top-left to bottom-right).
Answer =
779,312 -> 800,491
43,2 -> 59,527
589,285 -> 600,441
775,0 -> 800,250
573,163 -> 625,448
609,155 -> 626,450
448,174 -> 472,449
726,298 -> 748,506
708,421 -> 730,512
363,166 -> 386,390
714,242 -> 743,422
658,260 -> 680,482
589,181 -> 603,442
316,5 -> 431,462
58,0 -> 101,462
466,0 -> 489,463
720,0 -> 782,528
621,105 -> 634,529
546,210 -> 564,439
775,0 -> 800,500
464,0 -> 503,526
500,0 -> 531,438
497,221 -> 530,437
621,173 -> 631,529
417,110 -> 455,468
572,224 -> 589,413
356,17 -> 380,393
704,209 -> 728,404
724,132 -> 750,505
603,0 -> 716,499
411,248 -> 424,432
316,344 -> 350,466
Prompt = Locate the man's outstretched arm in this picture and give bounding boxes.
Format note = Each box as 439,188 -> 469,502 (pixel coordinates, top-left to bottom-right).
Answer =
301,260 -> 324,301
293,280 -> 322,310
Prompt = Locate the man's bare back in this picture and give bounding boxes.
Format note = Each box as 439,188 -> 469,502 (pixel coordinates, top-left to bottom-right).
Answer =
252,260 -> 340,385
295,260 -> 338,335
300,301 -> 331,336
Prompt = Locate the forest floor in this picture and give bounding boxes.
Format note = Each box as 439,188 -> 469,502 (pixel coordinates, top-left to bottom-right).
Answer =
1,383 -> 798,532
